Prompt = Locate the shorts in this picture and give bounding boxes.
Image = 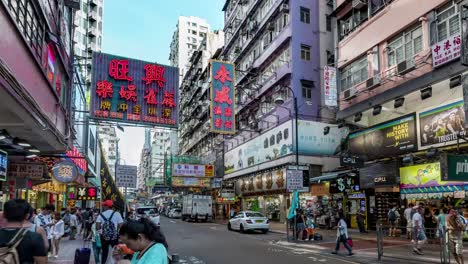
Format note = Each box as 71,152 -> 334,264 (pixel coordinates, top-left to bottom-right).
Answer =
389,221 -> 397,228
450,234 -> 463,255
416,230 -> 427,241
306,228 -> 315,235
297,223 -> 306,231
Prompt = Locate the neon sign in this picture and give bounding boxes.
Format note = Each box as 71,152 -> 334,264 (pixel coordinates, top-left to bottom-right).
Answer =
210,60 -> 236,134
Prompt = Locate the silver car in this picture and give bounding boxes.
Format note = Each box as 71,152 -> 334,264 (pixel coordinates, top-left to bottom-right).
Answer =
228,211 -> 269,234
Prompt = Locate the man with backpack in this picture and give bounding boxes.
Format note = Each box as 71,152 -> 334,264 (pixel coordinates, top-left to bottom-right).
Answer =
96,200 -> 123,264
0,199 -> 47,264
388,203 -> 400,237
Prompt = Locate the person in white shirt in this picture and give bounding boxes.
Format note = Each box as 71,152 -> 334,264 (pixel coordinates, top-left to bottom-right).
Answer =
404,203 -> 414,239
96,200 -> 124,264
51,212 -> 65,258
412,206 -> 426,255
34,204 -> 55,254
69,209 -> 78,240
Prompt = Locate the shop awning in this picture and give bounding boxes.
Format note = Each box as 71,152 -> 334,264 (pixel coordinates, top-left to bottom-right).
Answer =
310,170 -> 352,183
401,185 -> 467,194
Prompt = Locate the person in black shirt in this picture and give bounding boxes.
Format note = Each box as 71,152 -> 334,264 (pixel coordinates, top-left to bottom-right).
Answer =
0,199 -> 47,264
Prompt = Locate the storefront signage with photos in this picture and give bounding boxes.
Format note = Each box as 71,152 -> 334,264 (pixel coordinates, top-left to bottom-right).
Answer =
417,100 -> 466,150
324,66 -> 338,107
0,150 -> 7,181
400,162 -> 464,189
210,60 -> 236,134
91,52 -> 178,128
340,155 -> 364,168
329,174 -> 360,194
8,162 -> 45,180
349,114 -> 416,160
173,164 -> 210,177
116,165 -> 137,188
440,154 -> 468,181
77,187 -> 97,200
172,177 -> 211,188
235,168 -> 286,195
286,170 -> 304,192
431,34 -> 461,67
52,160 -> 78,183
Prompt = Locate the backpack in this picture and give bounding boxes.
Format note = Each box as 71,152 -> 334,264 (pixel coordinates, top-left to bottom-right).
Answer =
101,211 -> 118,241
388,209 -> 397,221
0,228 -> 27,264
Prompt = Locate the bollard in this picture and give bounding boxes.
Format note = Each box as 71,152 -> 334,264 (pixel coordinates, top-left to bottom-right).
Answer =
171,254 -> 180,263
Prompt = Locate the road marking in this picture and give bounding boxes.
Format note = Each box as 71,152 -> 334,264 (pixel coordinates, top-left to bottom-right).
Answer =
170,220 -> 176,224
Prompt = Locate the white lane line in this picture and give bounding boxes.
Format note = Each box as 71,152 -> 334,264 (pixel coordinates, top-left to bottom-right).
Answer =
170,220 -> 177,224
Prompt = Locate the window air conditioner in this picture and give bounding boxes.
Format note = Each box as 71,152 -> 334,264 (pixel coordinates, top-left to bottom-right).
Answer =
366,75 -> 381,90
280,3 -> 289,12
397,58 -> 416,75
352,0 -> 366,9
343,87 -> 356,100
267,22 -> 275,31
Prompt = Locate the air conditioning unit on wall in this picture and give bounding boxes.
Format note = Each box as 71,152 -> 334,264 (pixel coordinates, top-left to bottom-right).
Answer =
352,0 -> 366,9
397,58 -> 416,75
366,75 -> 381,90
343,87 -> 357,100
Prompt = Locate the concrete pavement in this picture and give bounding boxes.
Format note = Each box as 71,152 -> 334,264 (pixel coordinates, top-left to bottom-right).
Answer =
47,234 -> 96,264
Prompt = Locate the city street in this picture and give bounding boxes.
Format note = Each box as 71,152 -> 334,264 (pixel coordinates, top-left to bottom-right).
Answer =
161,217 -> 449,264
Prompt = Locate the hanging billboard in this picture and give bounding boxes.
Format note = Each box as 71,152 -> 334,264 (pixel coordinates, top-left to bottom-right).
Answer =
91,52 -> 178,128
324,66 -> 337,107
172,177 -> 211,188
417,100 -> 466,150
400,162 -> 464,189
210,60 -> 236,134
349,114 -> 417,160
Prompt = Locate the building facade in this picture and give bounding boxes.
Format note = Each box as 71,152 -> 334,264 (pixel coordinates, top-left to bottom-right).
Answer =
218,0 -> 345,223
332,0 -> 468,229
98,126 -> 119,178
169,16 -> 212,79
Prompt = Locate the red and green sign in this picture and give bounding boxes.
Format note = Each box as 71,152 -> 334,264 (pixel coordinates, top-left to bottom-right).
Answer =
210,60 -> 236,134
91,53 -> 179,128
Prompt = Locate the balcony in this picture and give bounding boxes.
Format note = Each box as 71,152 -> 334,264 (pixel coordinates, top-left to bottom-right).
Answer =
88,10 -> 98,22
89,0 -> 97,7
87,26 -> 97,37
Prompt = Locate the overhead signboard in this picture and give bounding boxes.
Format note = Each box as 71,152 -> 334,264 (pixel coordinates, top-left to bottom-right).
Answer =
91,52 -> 178,128
431,34 -> 461,67
235,168 -> 286,195
116,165 -> 137,188
210,60 -> 236,134
0,150 -> 7,181
417,100 -> 467,150
8,162 -> 45,180
173,163 -> 205,177
52,160 -> 78,183
400,162 -> 463,189
172,177 -> 211,188
349,114 -> 416,160
324,66 -> 337,107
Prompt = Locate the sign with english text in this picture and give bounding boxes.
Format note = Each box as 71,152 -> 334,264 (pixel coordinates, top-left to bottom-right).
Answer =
340,155 -> 364,168
91,53 -> 178,128
287,170 -> 306,192
431,34 -> 461,67
173,164 -> 207,177
116,165 -> 137,188
210,60 -> 236,134
441,154 -> 468,181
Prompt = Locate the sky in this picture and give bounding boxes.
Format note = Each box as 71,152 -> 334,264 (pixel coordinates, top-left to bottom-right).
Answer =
102,0 -> 225,165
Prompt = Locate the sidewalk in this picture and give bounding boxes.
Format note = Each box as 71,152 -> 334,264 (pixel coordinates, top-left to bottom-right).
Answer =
47,234 -> 96,264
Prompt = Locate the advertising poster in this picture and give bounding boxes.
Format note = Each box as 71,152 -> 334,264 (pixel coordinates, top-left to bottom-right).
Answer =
400,162 -> 464,189
349,114 -> 416,160
210,60 -> 236,134
235,168 -> 286,195
297,120 -> 348,155
91,52 -> 179,128
417,100 -> 466,150
0,150 -> 7,181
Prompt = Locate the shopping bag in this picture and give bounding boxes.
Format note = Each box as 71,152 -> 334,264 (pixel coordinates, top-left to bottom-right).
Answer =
74,247 -> 91,264
346,237 -> 353,248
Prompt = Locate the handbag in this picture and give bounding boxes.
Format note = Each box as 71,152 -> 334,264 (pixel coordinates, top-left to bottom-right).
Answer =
346,237 -> 353,247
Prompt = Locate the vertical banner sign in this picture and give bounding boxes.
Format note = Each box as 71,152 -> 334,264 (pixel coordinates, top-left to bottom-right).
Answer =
210,60 -> 236,134
324,66 -> 337,107
91,52 -> 179,128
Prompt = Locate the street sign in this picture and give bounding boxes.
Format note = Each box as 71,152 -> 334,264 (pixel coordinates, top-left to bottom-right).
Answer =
116,165 -> 137,188
287,170 -> 305,192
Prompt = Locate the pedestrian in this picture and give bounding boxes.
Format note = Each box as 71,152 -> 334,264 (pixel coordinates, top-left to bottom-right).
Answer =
331,213 -> 353,256
404,203 -> 414,239
84,208 -> 94,240
305,214 -> 316,241
436,208 -> 448,238
51,212 -> 64,258
412,205 -> 426,255
447,209 -> 465,264
423,207 -> 437,240
96,200 -> 124,264
69,208 -> 78,240
295,209 -> 306,240
24,206 -> 48,252
76,208 -> 83,235
34,204 -> 55,255
0,199 -> 47,264
119,218 -> 168,263
91,212 -> 102,264
388,203 -> 400,237
29,208 -> 37,224
0,211 -> 6,228
356,208 -> 367,233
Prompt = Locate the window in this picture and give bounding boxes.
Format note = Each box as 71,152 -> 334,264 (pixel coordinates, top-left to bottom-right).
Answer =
192,22 -> 197,26
99,6 -> 103,16
192,30 -> 197,34
300,7 -> 310,24
340,57 -> 368,91
301,44 -> 311,60
301,80 -> 313,99
387,25 -> 422,66
326,15 -> 332,32
98,21 -> 102,31
435,2 -> 460,42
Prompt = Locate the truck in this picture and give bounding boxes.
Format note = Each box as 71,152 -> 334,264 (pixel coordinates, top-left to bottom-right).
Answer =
182,194 -> 213,222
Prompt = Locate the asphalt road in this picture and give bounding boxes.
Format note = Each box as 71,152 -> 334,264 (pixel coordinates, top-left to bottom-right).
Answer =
161,216 -> 375,264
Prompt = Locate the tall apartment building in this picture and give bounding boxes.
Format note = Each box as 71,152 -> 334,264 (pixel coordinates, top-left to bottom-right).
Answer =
169,16 -> 211,79
179,30 -> 225,162
98,126 -> 119,178
73,0 -> 104,86
330,0 -> 468,229
220,0 -> 346,223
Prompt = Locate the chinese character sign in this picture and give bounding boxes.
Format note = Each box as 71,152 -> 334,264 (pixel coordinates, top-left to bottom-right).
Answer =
91,53 -> 179,128
431,34 -> 461,67
210,60 -> 236,134
52,161 -> 78,183
324,66 -> 337,107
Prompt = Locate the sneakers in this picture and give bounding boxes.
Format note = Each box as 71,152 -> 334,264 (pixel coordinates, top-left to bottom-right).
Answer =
331,251 -> 337,254
413,248 -> 424,255
348,253 -> 354,257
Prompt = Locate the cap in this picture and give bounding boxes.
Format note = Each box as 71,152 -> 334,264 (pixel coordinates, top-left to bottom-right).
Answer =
102,200 -> 113,207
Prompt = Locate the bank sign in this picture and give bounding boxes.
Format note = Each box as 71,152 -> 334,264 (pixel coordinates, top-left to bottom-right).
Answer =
91,52 -> 179,128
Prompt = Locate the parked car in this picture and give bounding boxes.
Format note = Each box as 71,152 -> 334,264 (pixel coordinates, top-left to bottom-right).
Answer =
228,211 -> 269,234
136,206 -> 160,226
168,208 -> 182,218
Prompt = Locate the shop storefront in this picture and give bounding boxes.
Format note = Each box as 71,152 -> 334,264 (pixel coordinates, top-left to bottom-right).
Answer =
235,167 -> 289,223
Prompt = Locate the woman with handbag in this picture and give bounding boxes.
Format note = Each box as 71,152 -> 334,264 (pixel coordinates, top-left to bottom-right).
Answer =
331,213 -> 353,256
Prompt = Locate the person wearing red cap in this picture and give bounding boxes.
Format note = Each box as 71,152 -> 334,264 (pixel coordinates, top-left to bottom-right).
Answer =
96,200 -> 123,264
